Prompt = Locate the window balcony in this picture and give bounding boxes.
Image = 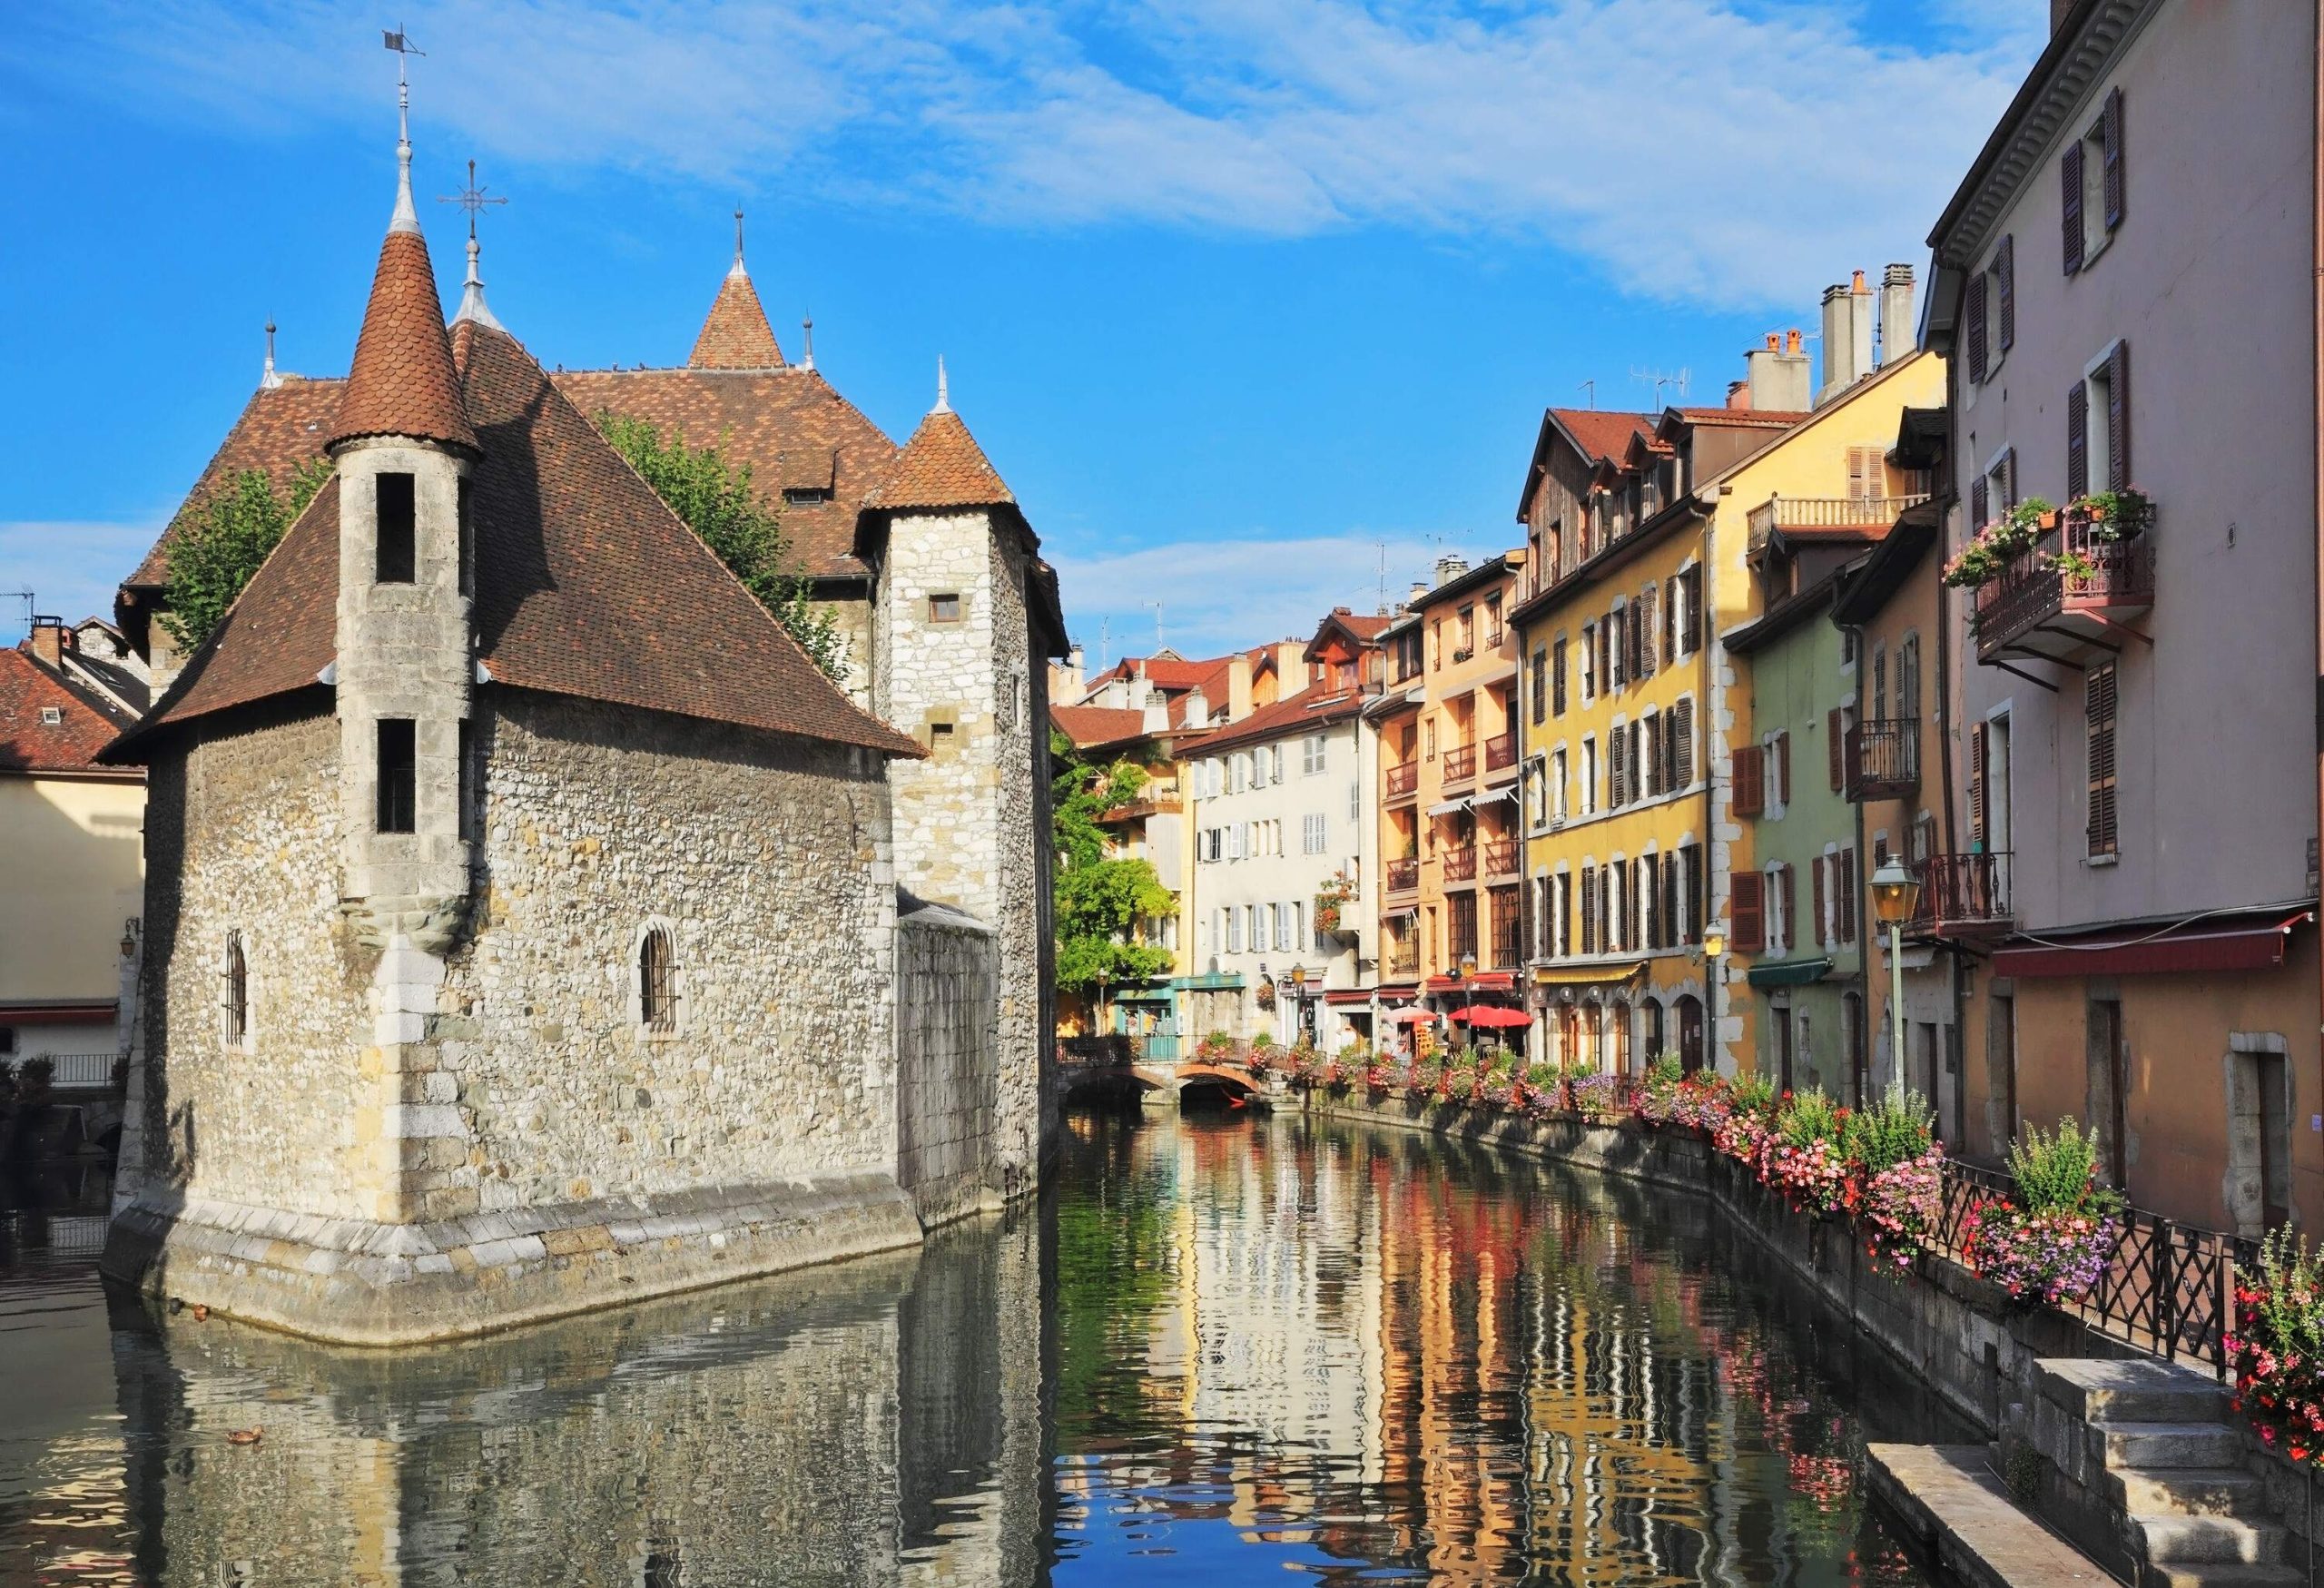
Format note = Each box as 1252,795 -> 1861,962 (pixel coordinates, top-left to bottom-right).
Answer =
1482,838 -> 1520,878
1905,853 -> 2014,941
1483,731 -> 1518,774
1386,857 -> 1421,895
1442,845 -> 1478,883
1974,509 -> 2154,668
1442,744 -> 1478,784
1385,761 -> 1420,802
1385,945 -> 1419,980
1845,720 -> 1918,803
1747,493 -> 1931,557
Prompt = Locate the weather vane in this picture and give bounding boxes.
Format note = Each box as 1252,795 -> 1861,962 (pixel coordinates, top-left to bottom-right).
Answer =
439,159 -> 507,241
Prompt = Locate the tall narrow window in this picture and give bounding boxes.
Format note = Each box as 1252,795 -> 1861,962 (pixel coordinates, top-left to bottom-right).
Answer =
377,718 -> 417,833
376,472 -> 416,584
639,929 -> 676,1032
457,477 -> 475,597
458,718 -> 478,843
2086,662 -> 2119,857
222,930 -> 249,1049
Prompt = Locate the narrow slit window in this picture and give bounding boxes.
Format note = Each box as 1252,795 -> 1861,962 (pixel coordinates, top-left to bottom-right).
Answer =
457,718 -> 477,843
377,718 -> 417,833
376,472 -> 417,584
639,929 -> 676,1032
457,477 -> 474,597
222,930 -> 249,1049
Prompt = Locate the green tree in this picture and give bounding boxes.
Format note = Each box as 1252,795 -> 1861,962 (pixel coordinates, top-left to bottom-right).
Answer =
1051,726 -> 1175,993
597,413 -> 844,680
159,459 -> 332,654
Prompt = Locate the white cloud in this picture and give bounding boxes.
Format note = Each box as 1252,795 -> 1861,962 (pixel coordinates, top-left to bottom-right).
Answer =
0,522 -> 160,641
1050,528 -> 1491,664
35,0 -> 2043,310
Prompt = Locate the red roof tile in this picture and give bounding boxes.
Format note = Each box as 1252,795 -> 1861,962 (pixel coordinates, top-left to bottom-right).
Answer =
1050,704 -> 1152,749
862,409 -> 1014,511
1546,409 -> 1659,463
1187,686 -> 1364,755
128,379 -> 343,590
330,229 -> 476,454
0,648 -> 134,774
120,321 -> 920,760
688,268 -> 786,370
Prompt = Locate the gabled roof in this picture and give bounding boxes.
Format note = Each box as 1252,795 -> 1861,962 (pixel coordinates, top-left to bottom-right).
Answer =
1,647 -> 135,775
126,378 -> 343,591
1050,704 -> 1152,751
330,228 -> 476,454
113,318 -> 921,761
689,265 -> 786,370
1513,409 -> 1656,520
1304,607 -> 1390,661
1188,686 -> 1364,756
862,408 -> 1014,512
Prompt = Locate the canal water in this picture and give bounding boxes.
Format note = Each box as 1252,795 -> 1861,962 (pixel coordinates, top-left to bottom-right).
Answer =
0,1110 -> 1969,1585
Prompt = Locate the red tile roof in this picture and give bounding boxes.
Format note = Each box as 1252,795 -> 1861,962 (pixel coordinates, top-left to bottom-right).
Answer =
1546,409 -> 1658,463
1187,686 -> 1364,755
1669,406 -> 1810,429
1050,704 -> 1152,749
0,648 -> 133,774
127,379 -> 343,590
862,409 -> 1015,511
330,229 -> 477,454
117,320 -> 921,760
688,268 -> 786,370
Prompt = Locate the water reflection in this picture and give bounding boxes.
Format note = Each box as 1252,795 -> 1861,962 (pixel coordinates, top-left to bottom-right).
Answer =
0,1112 -> 1965,1585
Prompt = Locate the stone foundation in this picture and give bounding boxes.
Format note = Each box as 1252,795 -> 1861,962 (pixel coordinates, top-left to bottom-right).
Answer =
103,1170 -> 921,1346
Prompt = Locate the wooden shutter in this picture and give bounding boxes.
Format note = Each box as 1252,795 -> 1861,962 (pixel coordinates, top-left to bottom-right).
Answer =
1971,474 -> 1990,530
2102,86 -> 2124,230
1731,871 -> 1765,954
1827,707 -> 1845,792
2062,138 -> 2085,274
1965,270 -> 1988,383
1812,858 -> 1827,949
1732,744 -> 1765,818
1671,697 -> 1694,789
2002,447 -> 2018,509
1596,622 -> 1610,693
1779,864 -> 1797,952
2066,380 -> 2089,499
2087,663 -> 2119,856
1968,721 -> 1988,846
1552,637 -> 1568,715
1661,855 -> 1679,950
1996,233 -> 2015,351
2107,340 -> 2131,488
1644,715 -> 1664,797
1664,576 -> 1679,662
1839,848 -> 1857,944
1683,566 -> 1704,650
1639,582 -> 1658,675
1531,647 -> 1546,725
1776,731 -> 1792,805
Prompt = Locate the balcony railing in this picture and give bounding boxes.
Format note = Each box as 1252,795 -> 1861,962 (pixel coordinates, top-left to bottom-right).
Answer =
1974,511 -> 2155,666
1442,745 -> 1478,784
1385,761 -> 1420,801
1483,731 -> 1517,773
1385,947 -> 1420,980
1482,838 -> 1519,877
1442,845 -> 1478,883
1846,719 -> 1919,802
1907,852 -> 2014,939
1748,493 -> 1931,556
1386,857 -> 1421,893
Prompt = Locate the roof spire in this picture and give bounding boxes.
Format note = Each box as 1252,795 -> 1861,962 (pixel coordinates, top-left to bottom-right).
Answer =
729,204 -> 748,280
261,317 -> 283,390
441,157 -> 508,330
800,311 -> 815,371
384,29 -> 425,234
933,355 -> 950,414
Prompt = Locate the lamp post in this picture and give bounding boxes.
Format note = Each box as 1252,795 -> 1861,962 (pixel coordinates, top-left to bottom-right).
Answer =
1868,857 -> 1923,1100
1095,966 -> 1112,1041
1699,930 -> 1726,1076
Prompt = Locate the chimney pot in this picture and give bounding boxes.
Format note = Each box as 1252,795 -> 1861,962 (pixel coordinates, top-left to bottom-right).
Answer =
1433,554 -> 1470,587
1765,333 -> 1780,351
1787,328 -> 1802,355
1852,268 -> 1867,292
1878,262 -> 1917,367
1407,581 -> 1428,608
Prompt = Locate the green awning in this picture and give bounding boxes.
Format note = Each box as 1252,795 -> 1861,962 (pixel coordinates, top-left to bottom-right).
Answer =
1112,986 -> 1176,1003
1175,972 -> 1246,991
1747,957 -> 1834,988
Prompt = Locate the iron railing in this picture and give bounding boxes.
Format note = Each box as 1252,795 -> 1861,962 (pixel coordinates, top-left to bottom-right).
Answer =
1483,731 -> 1518,773
1973,513 -> 2154,657
1909,852 -> 2014,934
1443,745 -> 1478,783
1846,719 -> 1919,801
1385,762 -> 1420,799
13,1052 -> 123,1092
1442,845 -> 1478,883
1482,838 -> 1519,877
1384,947 -> 1419,979
1386,857 -> 1421,893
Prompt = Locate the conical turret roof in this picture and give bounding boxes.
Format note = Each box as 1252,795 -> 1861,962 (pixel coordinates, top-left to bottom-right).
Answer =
688,262 -> 785,370
330,224 -> 478,453
863,407 -> 1015,512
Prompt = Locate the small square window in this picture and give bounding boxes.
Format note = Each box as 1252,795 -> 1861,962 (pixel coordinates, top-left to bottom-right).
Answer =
38,706 -> 63,725
929,593 -> 962,624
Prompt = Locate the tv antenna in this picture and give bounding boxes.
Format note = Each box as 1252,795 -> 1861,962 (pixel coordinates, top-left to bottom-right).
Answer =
1141,600 -> 1165,650
1631,366 -> 1690,409
1577,379 -> 1596,410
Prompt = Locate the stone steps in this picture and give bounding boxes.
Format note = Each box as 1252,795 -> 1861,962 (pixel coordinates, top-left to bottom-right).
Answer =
2131,1511 -> 2285,1565
2112,1467 -> 2273,1519
2103,1421 -> 2249,1470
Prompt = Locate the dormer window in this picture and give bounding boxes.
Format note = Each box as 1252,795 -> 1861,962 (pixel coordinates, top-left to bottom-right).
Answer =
783,487 -> 832,506
38,707 -> 61,726
376,472 -> 417,583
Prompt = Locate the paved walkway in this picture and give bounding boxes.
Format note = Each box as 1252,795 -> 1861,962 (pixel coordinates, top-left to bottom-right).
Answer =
1868,1444 -> 2114,1588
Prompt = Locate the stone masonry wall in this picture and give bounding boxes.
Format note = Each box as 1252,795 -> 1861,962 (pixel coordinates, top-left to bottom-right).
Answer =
895,906 -> 999,1225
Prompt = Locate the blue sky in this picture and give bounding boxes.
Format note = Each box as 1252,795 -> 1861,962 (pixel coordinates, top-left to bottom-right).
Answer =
1,0 -> 2043,661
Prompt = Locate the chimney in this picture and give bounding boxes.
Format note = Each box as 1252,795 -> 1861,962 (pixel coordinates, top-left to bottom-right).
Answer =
1407,580 -> 1428,609
1747,329 -> 1812,412
1878,262 -> 1916,366
26,616 -> 66,672
1181,685 -> 1209,728
1275,640 -> 1307,689
1226,653 -> 1254,721
1818,282 -> 1855,402
1433,554 -> 1470,587
1849,269 -> 1875,386
1143,686 -> 1171,734
1726,379 -> 1750,411
1065,643 -> 1085,697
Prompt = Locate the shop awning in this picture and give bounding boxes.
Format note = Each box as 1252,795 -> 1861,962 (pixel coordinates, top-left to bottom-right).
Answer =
1427,798 -> 1471,816
1175,972 -> 1246,991
1992,910 -> 2314,979
1110,986 -> 1176,1003
1531,962 -> 1646,988
1325,989 -> 1374,1007
1747,957 -> 1833,989
1424,972 -> 1516,993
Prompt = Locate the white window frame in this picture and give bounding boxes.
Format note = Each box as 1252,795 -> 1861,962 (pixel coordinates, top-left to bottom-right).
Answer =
1302,735 -> 1327,776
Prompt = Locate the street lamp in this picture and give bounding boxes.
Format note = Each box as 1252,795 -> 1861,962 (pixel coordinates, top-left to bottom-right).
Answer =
1869,856 -> 1923,1100
1458,951 -> 1478,981
1698,930 -> 1725,1076
1094,966 -> 1112,1039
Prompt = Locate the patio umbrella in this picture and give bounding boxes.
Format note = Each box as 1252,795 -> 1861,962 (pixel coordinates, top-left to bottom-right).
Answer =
1451,1005 -> 1532,1028
1384,1007 -> 1436,1024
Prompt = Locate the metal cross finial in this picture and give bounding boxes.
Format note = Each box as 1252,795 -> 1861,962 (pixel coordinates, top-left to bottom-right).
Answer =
734,205 -> 745,265
439,158 -> 507,242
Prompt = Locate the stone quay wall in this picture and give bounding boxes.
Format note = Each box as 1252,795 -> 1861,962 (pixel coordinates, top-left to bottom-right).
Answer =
894,902 -> 1000,1227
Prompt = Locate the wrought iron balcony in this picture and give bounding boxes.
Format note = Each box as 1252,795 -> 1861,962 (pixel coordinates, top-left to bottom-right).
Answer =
1442,845 -> 1478,883
1385,946 -> 1419,980
1385,761 -> 1420,800
1385,857 -> 1421,894
1905,853 -> 2014,941
1482,838 -> 1519,877
1846,719 -> 1919,802
1442,744 -> 1478,784
1483,731 -> 1518,773
1748,493 -> 1931,557
1974,510 -> 2154,667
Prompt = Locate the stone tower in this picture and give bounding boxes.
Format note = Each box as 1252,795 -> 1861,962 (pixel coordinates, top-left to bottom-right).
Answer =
328,112 -> 478,954
862,366 -> 1057,1194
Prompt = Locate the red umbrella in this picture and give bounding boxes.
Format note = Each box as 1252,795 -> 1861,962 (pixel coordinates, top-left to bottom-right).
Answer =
1384,1007 -> 1436,1024
1452,1005 -> 1531,1028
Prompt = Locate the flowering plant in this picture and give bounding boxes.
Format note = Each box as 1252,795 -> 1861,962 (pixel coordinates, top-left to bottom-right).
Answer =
1444,1067 -> 1475,1103
1943,497 -> 2055,589
1668,1077 -> 1736,1133
1314,873 -> 1358,934
1286,1035 -> 1317,1083
1364,1058 -> 1393,1093
1711,1074 -> 1777,1163
2227,1227 -> 2324,1465
2070,486 -> 2152,541
1843,1085 -> 1942,1267
1965,1119 -> 2122,1306
1569,1071 -> 1627,1121
1761,1090 -> 1850,1216
1195,1031 -> 1238,1066
1635,1055 -> 1687,1125
1474,1070 -> 1518,1111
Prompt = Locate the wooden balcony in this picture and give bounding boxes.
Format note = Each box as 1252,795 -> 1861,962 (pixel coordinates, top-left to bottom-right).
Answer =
1385,857 -> 1421,895
1483,731 -> 1518,774
1442,845 -> 1478,883
1442,744 -> 1478,784
1907,853 -> 2014,941
1385,761 -> 1419,803
1974,512 -> 2154,668
1482,838 -> 1520,878
1748,493 -> 1931,557
1098,777 -> 1181,823
1846,719 -> 1919,803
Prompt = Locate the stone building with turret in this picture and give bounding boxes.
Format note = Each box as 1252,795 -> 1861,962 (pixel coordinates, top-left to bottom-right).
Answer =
99,108 -> 1063,1343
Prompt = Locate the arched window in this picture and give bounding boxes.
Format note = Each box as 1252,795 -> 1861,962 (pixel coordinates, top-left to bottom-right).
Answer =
222,931 -> 249,1049
638,929 -> 676,1033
